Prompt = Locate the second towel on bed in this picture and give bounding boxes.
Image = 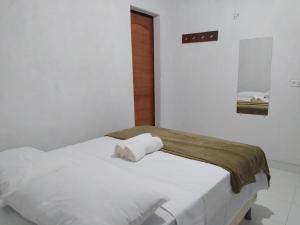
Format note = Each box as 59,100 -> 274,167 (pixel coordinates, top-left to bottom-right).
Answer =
115,134 -> 163,162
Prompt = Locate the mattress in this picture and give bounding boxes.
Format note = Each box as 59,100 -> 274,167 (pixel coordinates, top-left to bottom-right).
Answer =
0,137 -> 268,225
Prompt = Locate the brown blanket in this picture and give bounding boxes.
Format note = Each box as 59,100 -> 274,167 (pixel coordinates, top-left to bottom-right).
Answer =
107,126 -> 270,193
237,101 -> 269,115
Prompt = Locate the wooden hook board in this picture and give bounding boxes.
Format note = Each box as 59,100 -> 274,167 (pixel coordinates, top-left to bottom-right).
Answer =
182,31 -> 218,44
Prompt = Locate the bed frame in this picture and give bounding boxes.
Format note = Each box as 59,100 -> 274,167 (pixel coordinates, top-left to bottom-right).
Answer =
230,194 -> 256,225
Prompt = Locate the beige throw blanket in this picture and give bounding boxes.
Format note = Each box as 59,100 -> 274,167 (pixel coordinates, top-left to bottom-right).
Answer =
107,126 -> 270,194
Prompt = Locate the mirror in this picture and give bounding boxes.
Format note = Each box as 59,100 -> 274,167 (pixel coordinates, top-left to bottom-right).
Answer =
237,37 -> 273,116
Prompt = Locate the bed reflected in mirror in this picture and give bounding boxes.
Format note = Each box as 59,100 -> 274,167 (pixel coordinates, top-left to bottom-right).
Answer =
237,37 -> 273,116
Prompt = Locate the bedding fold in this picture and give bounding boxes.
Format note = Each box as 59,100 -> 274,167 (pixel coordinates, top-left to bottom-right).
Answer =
107,126 -> 271,193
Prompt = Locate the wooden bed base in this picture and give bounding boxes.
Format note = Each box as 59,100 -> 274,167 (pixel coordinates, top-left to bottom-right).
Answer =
230,194 -> 257,225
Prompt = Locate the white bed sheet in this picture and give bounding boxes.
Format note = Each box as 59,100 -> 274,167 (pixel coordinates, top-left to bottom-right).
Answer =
0,137 -> 268,225
0,206 -> 176,225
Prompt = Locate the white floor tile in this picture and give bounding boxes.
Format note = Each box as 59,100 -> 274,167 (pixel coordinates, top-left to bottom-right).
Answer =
286,204 -> 300,225
0,207 -> 17,225
0,207 -> 35,225
248,168 -> 300,225
260,168 -> 299,202
255,192 -> 291,224
240,217 -> 285,225
297,176 -> 300,187
293,186 -> 300,205
270,168 -> 299,184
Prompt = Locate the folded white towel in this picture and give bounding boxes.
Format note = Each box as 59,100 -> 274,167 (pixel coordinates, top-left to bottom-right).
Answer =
250,96 -> 268,102
145,137 -> 164,154
123,142 -> 147,162
122,137 -> 164,162
254,96 -> 265,101
115,133 -> 152,157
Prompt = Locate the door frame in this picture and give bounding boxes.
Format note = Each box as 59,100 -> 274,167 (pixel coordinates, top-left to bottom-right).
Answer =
130,6 -> 161,127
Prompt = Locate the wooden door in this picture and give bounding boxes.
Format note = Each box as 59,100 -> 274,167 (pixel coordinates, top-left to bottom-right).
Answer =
131,11 -> 155,126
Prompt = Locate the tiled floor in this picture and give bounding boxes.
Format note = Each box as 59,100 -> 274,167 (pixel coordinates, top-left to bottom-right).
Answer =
241,168 -> 300,225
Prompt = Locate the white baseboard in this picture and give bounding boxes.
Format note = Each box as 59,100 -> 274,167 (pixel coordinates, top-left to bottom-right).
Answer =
269,160 -> 300,174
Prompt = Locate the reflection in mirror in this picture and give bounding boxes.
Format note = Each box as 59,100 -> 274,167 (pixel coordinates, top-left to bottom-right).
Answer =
237,37 -> 273,116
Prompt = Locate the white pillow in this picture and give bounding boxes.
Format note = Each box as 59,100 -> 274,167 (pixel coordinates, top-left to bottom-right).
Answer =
0,147 -> 44,205
4,150 -> 169,225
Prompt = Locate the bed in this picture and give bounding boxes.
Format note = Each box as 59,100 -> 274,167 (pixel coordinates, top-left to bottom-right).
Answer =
237,91 -> 270,115
0,135 -> 269,225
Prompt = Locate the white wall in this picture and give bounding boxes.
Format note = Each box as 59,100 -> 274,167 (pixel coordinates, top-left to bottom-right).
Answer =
1,0 -> 299,166
0,0 -> 135,151
158,0 -> 300,165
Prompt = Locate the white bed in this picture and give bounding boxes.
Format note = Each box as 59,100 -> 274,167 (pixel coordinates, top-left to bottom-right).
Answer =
0,137 -> 268,225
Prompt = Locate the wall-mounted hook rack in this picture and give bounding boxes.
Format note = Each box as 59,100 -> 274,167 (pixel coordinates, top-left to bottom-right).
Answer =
182,31 -> 218,44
